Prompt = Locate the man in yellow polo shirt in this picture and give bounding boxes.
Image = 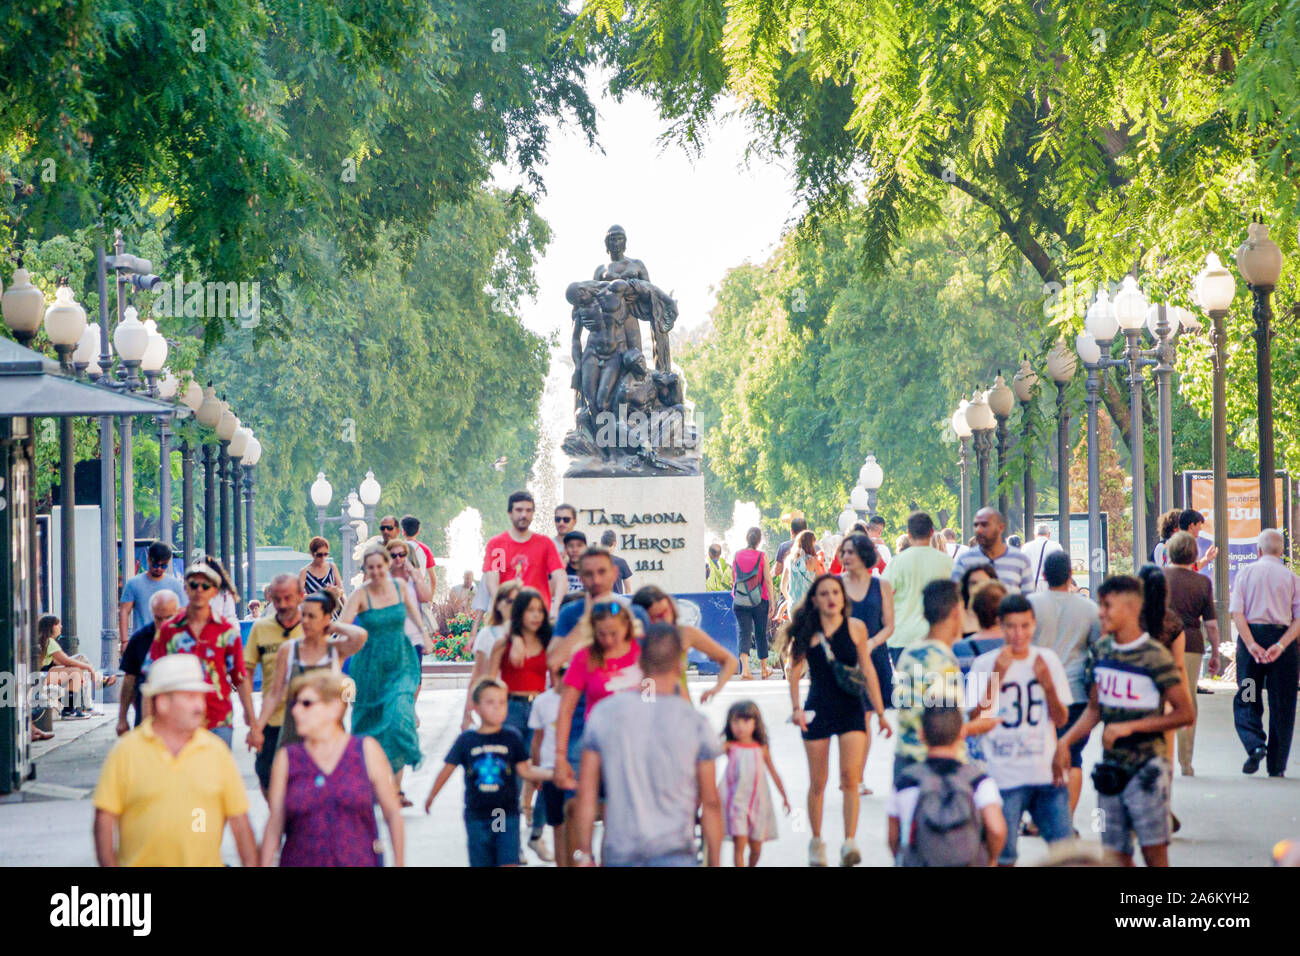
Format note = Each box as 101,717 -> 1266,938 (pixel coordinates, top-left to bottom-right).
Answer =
93,654 -> 258,867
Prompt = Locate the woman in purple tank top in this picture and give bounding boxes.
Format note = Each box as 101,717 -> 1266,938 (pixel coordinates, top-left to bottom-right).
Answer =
260,670 -> 406,866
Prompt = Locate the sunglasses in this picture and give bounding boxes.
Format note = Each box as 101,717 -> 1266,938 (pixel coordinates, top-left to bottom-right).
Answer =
149,561 -> 170,570
591,601 -> 623,615
388,551 -> 407,559
186,580 -> 215,591
380,525 -> 396,531
554,516 -> 573,524
312,550 -> 329,558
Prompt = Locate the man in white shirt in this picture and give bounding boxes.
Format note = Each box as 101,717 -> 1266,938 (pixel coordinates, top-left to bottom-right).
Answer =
968,592 -> 1072,865
1020,524 -> 1064,592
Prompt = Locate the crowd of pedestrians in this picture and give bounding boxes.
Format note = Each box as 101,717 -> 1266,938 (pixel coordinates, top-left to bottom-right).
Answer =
79,489 -> 1300,869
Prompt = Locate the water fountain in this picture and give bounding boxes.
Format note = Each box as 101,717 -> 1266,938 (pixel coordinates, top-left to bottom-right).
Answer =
442,507 -> 484,598
721,500 -> 763,557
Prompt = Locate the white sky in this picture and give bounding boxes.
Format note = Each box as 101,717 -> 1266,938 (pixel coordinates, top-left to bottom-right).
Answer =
494,71 -> 800,339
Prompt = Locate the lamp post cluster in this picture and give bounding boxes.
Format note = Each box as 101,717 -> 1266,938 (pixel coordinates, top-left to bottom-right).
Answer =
1065,222 -> 1286,614
309,470 -> 382,588
2,232 -> 269,685
2,267 -> 95,656
951,355 -> 1075,554
185,383 -> 265,616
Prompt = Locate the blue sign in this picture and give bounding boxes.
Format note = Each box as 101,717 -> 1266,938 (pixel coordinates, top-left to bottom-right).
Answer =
672,591 -> 739,674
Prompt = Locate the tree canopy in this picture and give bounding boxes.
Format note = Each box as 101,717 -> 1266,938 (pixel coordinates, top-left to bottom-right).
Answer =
2,0 -> 597,341
579,0 -> 1300,546
682,196 -> 1045,533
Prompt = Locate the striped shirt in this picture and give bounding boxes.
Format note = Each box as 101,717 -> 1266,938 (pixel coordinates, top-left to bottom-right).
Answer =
951,542 -> 1034,593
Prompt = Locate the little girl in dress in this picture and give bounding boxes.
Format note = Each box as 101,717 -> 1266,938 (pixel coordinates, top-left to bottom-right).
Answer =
721,700 -> 790,866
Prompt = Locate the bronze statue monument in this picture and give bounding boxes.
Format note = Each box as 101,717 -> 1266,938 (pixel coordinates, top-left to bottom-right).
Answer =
562,225 -> 699,477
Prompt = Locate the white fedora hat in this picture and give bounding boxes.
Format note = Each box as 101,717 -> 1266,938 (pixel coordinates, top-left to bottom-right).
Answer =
142,654 -> 215,697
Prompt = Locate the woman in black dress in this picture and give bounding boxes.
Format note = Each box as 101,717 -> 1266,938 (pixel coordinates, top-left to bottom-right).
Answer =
838,533 -> 896,795
785,574 -> 890,868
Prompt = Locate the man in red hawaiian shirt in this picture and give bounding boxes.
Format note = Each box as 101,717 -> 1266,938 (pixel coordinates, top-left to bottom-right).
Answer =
146,563 -> 260,751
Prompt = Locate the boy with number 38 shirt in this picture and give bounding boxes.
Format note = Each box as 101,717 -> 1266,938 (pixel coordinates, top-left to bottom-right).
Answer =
968,593 -> 1072,866
1054,574 -> 1193,868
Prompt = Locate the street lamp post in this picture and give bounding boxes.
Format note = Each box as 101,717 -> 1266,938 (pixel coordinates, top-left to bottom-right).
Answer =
92,232 -> 162,692
228,425 -> 252,614
987,373 -> 1015,519
965,391 -> 995,509
93,239 -> 119,678
180,441 -> 194,567
196,385 -> 222,558
45,284 -> 85,654
342,492 -> 365,587
242,435 -> 262,606
179,379 -> 204,568
1080,289 -> 1131,588
1145,303 -> 1199,515
216,401 -> 239,572
1046,342 -> 1077,556
1076,332 -> 1105,595
141,322 -> 170,545
1236,222 -> 1284,530
309,474 -> 372,593
852,453 -> 884,518
1012,360 -> 1039,535
952,399 -> 973,541
359,470 -> 382,527
1195,254 -> 1237,663
113,305 -> 149,612
1113,276 -> 1157,559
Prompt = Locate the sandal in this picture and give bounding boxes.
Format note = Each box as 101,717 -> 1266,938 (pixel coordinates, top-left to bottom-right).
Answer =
399,792 -> 413,808
858,784 -> 873,796
31,727 -> 54,741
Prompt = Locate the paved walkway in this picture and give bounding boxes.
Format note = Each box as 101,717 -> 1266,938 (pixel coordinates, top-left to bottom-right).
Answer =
2,677 -> 1296,866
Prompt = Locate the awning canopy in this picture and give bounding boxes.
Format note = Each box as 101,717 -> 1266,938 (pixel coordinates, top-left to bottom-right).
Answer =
0,337 -> 178,418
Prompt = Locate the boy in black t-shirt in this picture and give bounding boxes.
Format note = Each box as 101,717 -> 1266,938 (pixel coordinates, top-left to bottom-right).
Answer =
426,679 -> 544,866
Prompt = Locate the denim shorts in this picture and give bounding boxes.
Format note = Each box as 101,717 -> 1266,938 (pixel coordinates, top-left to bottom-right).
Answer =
211,726 -> 233,748
1097,756 -> 1171,856
465,811 -> 520,867
506,697 -> 533,741
997,783 -> 1072,864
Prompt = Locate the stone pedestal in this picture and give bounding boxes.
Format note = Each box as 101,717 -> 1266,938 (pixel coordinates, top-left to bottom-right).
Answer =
563,474 -> 706,595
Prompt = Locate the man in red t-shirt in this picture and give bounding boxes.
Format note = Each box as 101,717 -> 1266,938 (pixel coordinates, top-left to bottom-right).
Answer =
483,491 -> 567,614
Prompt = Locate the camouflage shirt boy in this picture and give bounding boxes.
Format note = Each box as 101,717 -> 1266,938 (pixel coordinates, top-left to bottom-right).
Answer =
1087,633 -> 1181,770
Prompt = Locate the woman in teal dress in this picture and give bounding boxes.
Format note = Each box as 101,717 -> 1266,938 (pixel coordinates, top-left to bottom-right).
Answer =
338,543 -> 425,805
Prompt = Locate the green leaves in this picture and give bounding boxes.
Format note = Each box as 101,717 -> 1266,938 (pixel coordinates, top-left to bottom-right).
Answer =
682,196 -> 1042,533
197,188 -> 550,550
